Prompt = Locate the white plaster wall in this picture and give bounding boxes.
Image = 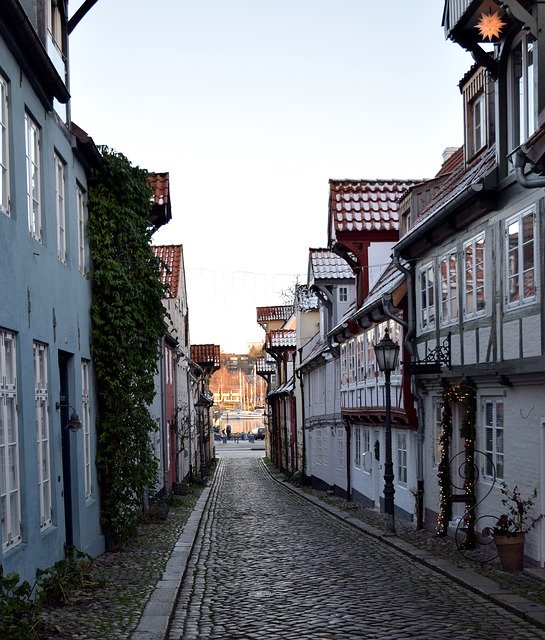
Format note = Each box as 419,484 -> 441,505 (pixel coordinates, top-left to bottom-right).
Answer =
368,242 -> 394,291
503,320 -> 519,360
479,326 -> 491,363
463,329 -> 477,365
522,314 -> 541,358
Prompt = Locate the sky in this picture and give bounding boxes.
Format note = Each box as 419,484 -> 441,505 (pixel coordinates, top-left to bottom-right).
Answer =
68,1 -> 472,354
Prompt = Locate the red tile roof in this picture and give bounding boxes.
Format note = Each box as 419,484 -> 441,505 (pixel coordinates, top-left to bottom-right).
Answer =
190,344 -> 221,370
256,306 -> 293,323
148,172 -> 172,229
435,146 -> 463,178
152,244 -> 183,298
329,179 -> 421,234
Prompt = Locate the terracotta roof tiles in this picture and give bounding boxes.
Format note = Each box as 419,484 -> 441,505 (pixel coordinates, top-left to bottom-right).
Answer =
309,248 -> 354,281
152,244 -> 183,298
329,179 -> 421,234
256,306 -> 293,323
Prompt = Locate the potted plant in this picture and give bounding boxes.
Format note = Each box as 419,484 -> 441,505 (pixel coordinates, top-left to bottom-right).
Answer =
483,482 -> 543,572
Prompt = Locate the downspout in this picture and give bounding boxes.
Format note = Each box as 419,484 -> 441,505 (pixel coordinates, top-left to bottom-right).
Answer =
295,348 -> 306,476
393,250 -> 425,530
514,148 -> 545,189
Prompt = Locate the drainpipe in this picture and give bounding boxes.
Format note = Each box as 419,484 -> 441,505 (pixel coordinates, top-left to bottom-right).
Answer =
295,348 -> 307,477
513,149 -> 545,189
393,250 -> 425,529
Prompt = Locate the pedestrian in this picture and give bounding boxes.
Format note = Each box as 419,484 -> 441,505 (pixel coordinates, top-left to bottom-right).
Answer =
222,429 -> 227,444
234,432 -> 239,443
226,424 -> 232,441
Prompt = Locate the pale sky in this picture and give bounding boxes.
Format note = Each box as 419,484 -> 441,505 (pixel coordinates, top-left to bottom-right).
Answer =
68,1 -> 472,353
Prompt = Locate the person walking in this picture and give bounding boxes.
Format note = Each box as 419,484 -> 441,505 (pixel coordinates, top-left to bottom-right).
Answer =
226,424 -> 232,441
222,429 -> 227,444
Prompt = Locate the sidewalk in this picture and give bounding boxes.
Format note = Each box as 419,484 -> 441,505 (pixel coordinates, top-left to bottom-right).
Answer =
263,461 -> 545,632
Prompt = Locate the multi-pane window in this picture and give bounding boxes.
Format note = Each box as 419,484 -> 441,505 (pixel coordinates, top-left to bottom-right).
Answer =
348,340 -> 356,385
484,399 -> 504,480
25,113 -> 41,240
340,343 -> 348,386
433,399 -> 443,466
463,234 -> 485,318
0,77 -> 9,214
336,428 -> 345,470
363,429 -> 370,455
471,93 -> 486,155
55,154 -> 66,262
0,330 -> 21,550
77,186 -> 86,274
314,428 -> 325,465
419,263 -> 435,331
354,427 -> 362,468
356,334 -> 365,382
339,286 -> 348,302
34,342 -> 52,530
397,432 -> 408,484
505,208 -> 536,308
508,33 -> 535,151
47,0 -> 63,52
439,250 -> 458,326
82,360 -> 92,500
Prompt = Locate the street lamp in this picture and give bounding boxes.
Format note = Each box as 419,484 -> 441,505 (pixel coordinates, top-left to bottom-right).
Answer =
374,326 -> 400,535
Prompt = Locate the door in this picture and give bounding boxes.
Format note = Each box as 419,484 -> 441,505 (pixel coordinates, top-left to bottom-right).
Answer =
58,352 -> 74,547
449,405 -> 467,523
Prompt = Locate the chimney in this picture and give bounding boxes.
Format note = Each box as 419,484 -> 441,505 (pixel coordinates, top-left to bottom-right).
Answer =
442,147 -> 458,164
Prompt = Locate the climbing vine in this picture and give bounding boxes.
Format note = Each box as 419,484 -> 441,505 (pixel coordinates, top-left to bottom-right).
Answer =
436,380 -> 477,546
88,148 -> 166,541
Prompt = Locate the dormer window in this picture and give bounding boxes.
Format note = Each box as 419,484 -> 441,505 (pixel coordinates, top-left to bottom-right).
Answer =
471,93 -> 486,155
462,66 -> 489,161
508,32 -> 535,152
47,1 -> 63,53
338,286 -> 348,302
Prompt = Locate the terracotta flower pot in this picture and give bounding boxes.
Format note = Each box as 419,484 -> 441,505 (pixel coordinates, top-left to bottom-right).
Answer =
494,533 -> 525,572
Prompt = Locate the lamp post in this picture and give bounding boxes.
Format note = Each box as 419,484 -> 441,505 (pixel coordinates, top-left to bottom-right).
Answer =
374,327 -> 400,535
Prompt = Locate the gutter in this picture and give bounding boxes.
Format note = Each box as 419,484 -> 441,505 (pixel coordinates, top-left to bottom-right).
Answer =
513,148 -> 545,189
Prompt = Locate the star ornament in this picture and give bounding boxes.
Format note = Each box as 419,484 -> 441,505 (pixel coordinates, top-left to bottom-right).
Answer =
475,10 -> 506,41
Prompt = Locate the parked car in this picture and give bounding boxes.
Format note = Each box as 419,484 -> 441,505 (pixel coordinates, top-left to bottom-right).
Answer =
251,427 -> 265,440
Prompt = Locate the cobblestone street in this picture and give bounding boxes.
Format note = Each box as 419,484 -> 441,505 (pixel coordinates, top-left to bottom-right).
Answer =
167,453 -> 545,640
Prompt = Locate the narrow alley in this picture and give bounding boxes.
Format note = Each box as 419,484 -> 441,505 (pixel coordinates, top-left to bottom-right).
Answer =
166,449 -> 545,640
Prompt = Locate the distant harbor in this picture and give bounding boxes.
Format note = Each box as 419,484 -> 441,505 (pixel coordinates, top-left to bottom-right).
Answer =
220,409 -> 265,420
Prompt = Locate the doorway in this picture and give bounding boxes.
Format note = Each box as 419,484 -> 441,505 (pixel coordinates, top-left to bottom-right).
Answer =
58,352 -> 74,547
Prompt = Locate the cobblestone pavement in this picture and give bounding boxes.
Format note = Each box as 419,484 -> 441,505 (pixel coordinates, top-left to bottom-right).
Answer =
167,458 -> 545,640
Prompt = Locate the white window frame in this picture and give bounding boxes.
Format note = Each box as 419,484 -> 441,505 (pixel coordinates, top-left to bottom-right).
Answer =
77,185 -> 86,274
471,92 -> 486,155
34,342 -> 52,530
47,0 -> 63,52
25,113 -> 41,240
1,329 -> 21,550
483,398 -> 504,480
336,427 -> 345,470
0,76 -> 9,215
439,249 -> 459,326
505,207 -> 537,309
82,360 -> 92,500
55,154 -> 66,263
340,343 -> 348,386
354,426 -> 361,468
397,431 -> 408,485
508,32 -> 535,152
418,262 -> 435,332
463,233 -> 485,319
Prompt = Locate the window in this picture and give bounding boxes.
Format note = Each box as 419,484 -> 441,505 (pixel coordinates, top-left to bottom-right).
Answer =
34,342 -> 52,530
0,77 -> 9,214
397,432 -> 408,484
82,360 -> 92,499
483,399 -> 504,480
418,263 -> 435,331
25,113 -> 41,240
47,1 -> 63,51
356,334 -> 365,383
340,343 -> 348,386
339,286 -> 348,302
55,154 -> 66,262
77,186 -> 86,274
348,340 -> 356,385
505,208 -> 536,308
471,93 -> 486,156
508,33 -> 535,152
439,250 -> 458,326
0,329 -> 21,550
463,234 -> 485,318
354,427 -> 361,468
433,399 -> 443,466
336,428 -> 345,470
363,429 -> 370,455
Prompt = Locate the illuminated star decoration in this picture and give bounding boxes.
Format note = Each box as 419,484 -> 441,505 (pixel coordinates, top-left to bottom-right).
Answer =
475,10 -> 506,41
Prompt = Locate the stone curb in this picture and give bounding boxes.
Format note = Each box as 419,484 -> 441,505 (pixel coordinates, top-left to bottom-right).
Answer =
263,461 -> 545,632
129,463 -> 222,640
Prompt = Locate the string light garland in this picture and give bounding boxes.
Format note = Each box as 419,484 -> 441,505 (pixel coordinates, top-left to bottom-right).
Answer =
436,380 -> 477,546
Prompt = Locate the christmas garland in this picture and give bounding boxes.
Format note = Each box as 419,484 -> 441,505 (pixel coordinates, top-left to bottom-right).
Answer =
436,380 -> 477,544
